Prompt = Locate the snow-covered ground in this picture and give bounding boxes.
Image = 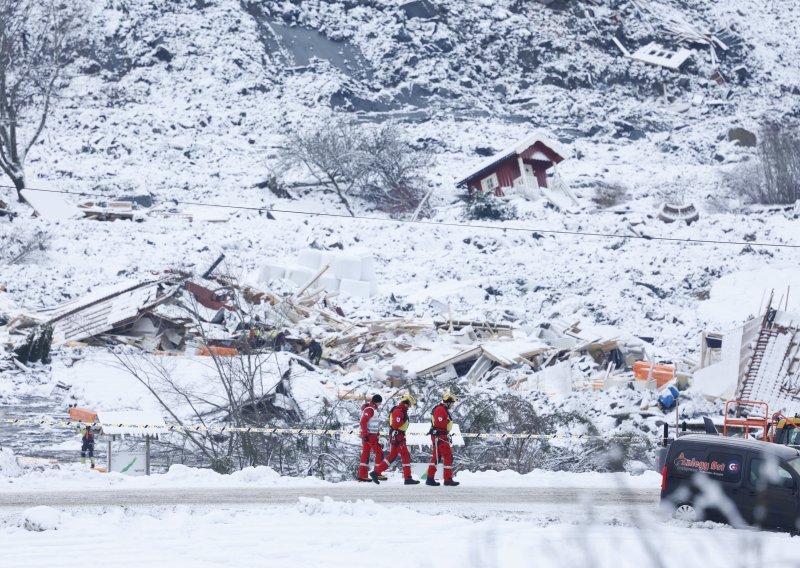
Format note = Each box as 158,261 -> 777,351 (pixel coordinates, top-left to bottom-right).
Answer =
2,0 -> 800,562
0,465 -> 796,568
4,500 -> 796,568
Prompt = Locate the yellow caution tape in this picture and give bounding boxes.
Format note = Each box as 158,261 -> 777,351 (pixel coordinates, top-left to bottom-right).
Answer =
1,417 -> 650,441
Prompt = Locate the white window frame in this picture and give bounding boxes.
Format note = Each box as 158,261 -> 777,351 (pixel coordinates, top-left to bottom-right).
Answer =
480,173 -> 499,193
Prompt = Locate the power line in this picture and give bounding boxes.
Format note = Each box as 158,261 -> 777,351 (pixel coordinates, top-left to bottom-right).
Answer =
3,183 -> 798,250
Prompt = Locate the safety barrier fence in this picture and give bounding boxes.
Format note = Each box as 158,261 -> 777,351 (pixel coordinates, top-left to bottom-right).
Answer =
1,417 -> 652,441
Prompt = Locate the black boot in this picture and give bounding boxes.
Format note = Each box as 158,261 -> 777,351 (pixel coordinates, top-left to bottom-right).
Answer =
369,471 -> 380,484
404,478 -> 420,485
444,479 -> 460,486
425,478 -> 440,486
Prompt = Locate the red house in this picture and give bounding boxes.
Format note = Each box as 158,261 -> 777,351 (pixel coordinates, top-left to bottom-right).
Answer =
457,133 -> 579,208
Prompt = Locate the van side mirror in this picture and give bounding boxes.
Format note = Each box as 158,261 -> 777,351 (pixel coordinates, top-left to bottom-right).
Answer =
703,417 -> 719,435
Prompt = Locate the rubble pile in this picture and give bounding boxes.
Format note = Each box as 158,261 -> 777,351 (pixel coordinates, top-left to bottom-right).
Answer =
0,252 -> 689,402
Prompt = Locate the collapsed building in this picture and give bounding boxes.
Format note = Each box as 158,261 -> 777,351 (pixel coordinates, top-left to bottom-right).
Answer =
0,250 -> 680,403
694,293 -> 800,417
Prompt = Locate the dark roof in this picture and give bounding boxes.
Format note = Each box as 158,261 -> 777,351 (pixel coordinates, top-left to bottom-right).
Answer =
675,434 -> 800,459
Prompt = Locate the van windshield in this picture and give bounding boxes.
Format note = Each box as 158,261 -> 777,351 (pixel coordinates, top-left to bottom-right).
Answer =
787,457 -> 800,477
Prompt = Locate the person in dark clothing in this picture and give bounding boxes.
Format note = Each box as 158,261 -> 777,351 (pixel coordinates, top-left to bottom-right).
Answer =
274,331 -> 287,351
308,339 -> 323,365
80,424 -> 95,468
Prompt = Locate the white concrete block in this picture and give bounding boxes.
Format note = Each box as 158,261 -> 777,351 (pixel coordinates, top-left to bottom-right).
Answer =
288,266 -> 316,287
319,275 -> 341,292
339,278 -> 373,297
298,249 -> 322,270
257,264 -> 286,282
333,256 -> 363,280
359,255 -> 376,281
319,252 -> 336,270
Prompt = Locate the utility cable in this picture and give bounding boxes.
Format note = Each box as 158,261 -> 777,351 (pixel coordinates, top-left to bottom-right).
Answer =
3,183 -> 798,250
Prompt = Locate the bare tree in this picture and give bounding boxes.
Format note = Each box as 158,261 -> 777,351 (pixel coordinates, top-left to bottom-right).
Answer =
727,123 -> 800,205
281,120 -> 367,216
756,122 -> 800,205
281,120 -> 433,216
361,124 -> 433,215
0,0 -> 77,202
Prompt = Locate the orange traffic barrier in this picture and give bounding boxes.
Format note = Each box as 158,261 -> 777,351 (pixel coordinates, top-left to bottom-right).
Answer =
69,407 -> 97,424
198,345 -> 239,357
633,361 -> 674,388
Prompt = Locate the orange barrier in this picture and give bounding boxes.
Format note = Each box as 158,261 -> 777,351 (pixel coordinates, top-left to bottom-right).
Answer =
633,361 -> 674,388
198,345 -> 239,357
68,407 -> 97,424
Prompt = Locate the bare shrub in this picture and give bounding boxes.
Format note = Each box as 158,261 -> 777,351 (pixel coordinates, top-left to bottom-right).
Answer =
255,174 -> 292,199
729,123 -> 800,205
359,124 -> 433,215
465,191 -> 517,221
592,181 -> 629,208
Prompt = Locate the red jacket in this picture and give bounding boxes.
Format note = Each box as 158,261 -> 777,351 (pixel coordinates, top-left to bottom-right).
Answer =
389,403 -> 410,433
431,403 -> 453,437
360,402 -> 380,436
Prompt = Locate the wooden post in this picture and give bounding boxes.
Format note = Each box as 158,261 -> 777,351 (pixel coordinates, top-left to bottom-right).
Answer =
107,439 -> 112,471
700,331 -> 707,369
146,436 -> 151,476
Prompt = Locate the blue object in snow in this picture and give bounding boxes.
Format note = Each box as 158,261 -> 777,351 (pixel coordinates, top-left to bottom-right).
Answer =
658,386 -> 680,411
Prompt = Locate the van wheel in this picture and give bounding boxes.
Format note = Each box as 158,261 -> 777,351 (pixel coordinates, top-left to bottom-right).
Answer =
674,503 -> 698,522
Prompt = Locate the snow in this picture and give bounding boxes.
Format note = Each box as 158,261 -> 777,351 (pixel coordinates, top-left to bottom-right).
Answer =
19,189 -> 77,221
0,448 -> 22,478
2,0 -> 800,561
97,410 -> 168,436
21,506 -> 61,532
0,494 -> 797,567
699,267 -> 800,328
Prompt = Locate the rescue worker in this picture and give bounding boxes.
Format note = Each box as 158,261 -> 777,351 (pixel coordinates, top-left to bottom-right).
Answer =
80,424 -> 95,468
370,394 -> 420,485
273,330 -> 287,351
307,338 -> 323,365
426,392 -> 459,486
252,326 -> 264,348
357,394 -> 385,482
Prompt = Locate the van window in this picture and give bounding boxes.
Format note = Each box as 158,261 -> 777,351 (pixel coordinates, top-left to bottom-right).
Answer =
749,458 -> 797,490
708,452 -> 742,483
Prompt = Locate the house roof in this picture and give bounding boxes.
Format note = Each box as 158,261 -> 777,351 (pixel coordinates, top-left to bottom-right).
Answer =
456,132 -> 566,187
37,277 -> 181,343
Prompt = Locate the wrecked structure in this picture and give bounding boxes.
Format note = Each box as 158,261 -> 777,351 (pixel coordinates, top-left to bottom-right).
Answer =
694,294 -> 800,416
0,251 -> 669,400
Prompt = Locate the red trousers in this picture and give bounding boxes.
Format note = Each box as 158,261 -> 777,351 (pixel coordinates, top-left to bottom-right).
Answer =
427,436 -> 453,481
374,433 -> 412,479
357,434 -> 383,479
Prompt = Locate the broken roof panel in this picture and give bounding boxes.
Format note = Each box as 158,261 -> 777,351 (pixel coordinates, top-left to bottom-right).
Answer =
19,188 -> 77,220
630,42 -> 692,71
480,339 -> 548,366
38,277 -> 181,343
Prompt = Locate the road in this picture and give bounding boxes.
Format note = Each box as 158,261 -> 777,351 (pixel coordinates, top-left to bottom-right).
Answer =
0,486 -> 660,518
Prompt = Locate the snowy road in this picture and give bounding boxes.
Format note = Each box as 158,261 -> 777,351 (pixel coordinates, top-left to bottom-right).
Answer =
0,485 -> 658,507
0,485 -> 661,527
